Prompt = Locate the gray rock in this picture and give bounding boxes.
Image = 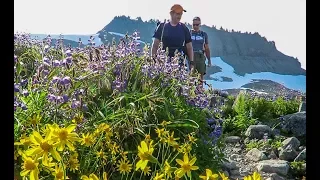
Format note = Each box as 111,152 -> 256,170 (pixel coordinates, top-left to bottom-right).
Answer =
256,160 -> 290,176
268,151 -> 278,159
230,154 -> 241,161
280,112 -> 306,137
222,160 -> 238,170
294,148 -> 306,162
245,125 -> 272,139
279,146 -> 299,161
299,146 -> 305,151
225,136 -> 241,143
246,148 -> 268,162
230,169 -> 240,176
270,173 -> 286,180
282,137 -> 300,150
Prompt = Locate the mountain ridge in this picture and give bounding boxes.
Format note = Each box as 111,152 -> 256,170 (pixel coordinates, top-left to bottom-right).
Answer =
97,16 -> 305,76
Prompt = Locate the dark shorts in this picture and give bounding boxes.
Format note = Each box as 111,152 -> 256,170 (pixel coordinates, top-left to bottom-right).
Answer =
194,52 -> 206,75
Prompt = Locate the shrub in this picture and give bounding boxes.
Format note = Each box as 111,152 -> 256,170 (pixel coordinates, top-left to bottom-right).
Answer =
14,33 -> 227,179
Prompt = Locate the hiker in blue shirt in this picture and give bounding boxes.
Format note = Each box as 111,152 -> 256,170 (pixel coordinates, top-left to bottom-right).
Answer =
151,4 -> 194,69
190,16 -> 211,87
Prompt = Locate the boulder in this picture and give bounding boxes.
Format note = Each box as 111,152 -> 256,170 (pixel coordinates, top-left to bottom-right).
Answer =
246,148 -> 268,162
256,160 -> 290,176
282,137 -> 300,150
279,146 -> 299,161
294,148 -> 306,162
225,136 -> 241,143
280,112 -> 306,138
222,160 -> 238,171
270,173 -> 286,180
245,125 -> 272,139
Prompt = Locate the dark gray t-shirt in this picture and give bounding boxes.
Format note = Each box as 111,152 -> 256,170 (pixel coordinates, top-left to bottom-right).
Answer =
190,30 -> 208,52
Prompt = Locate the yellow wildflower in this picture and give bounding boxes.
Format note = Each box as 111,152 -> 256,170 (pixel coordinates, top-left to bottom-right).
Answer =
52,163 -> 69,180
81,133 -> 95,147
120,151 -> 128,160
72,113 -> 84,124
219,172 -> 229,180
68,153 -> 80,173
153,172 -> 165,180
160,120 -> 171,126
28,113 -> 42,126
81,173 -> 99,180
167,131 -> 180,146
14,134 -> 31,147
175,153 -> 199,178
188,134 -> 197,144
51,124 -> 80,151
20,154 -> 39,180
164,160 -> 175,178
25,131 -> 61,166
96,149 -> 107,160
117,158 -> 132,174
135,140 -> 155,171
199,169 -> 219,180
142,166 -> 151,176
103,172 -> 108,180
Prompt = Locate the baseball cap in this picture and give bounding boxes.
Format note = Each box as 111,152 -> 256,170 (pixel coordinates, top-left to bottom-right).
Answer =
193,16 -> 201,21
170,4 -> 187,13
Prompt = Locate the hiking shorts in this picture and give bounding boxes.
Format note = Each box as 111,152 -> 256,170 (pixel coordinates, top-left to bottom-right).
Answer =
193,52 -> 206,75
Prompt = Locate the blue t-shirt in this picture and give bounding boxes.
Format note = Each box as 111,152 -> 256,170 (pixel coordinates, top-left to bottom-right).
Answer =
153,22 -> 192,57
190,30 -> 208,52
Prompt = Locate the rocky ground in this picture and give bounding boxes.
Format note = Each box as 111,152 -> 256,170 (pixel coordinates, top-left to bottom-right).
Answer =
220,112 -> 306,180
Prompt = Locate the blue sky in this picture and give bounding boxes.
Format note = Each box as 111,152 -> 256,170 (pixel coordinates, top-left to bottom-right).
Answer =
14,0 -> 306,69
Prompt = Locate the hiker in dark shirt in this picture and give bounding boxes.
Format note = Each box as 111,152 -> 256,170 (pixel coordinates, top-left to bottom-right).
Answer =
190,16 -> 211,87
151,4 -> 194,69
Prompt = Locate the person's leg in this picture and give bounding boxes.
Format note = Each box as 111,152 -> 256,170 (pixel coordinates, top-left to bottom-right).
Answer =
195,53 -> 206,88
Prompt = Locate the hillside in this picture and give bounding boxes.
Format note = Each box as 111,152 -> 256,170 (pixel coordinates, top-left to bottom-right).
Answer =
224,79 -> 305,98
97,16 -> 305,76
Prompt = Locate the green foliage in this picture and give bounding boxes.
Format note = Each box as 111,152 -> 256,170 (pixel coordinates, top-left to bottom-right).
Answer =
221,91 -> 300,136
290,161 -> 306,178
245,139 -> 265,150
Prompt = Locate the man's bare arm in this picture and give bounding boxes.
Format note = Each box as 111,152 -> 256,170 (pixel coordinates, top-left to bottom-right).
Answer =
185,42 -> 194,68
204,44 -> 211,65
151,38 -> 160,58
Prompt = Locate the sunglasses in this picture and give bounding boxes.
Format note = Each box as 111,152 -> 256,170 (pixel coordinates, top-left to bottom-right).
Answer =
193,24 -> 200,26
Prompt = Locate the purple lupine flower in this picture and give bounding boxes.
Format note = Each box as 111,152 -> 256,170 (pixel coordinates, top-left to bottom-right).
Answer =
56,96 -> 64,104
14,55 -> 17,63
47,94 -> 56,102
52,76 -> 60,83
82,104 -> 88,111
20,79 -> 28,86
62,95 -> 69,102
62,76 -> 71,85
14,84 -> 20,92
42,70 -> 49,76
53,60 -> 60,67
65,50 -> 72,56
22,90 -> 29,97
66,56 -> 72,64
71,100 -> 81,109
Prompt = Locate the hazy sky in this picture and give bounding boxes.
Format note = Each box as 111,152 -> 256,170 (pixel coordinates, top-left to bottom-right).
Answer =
14,0 -> 306,69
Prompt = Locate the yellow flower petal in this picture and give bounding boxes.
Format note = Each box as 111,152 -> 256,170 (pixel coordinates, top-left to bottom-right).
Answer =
206,169 -> 212,176
66,124 -> 77,133
20,169 -> 30,176
175,169 -> 185,178
50,149 -> 61,161
189,157 -> 197,166
183,153 -> 189,163
190,166 -> 199,170
25,147 -> 42,156
30,169 -> 39,180
89,174 -> 99,180
141,141 -> 148,152
175,159 -> 184,166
